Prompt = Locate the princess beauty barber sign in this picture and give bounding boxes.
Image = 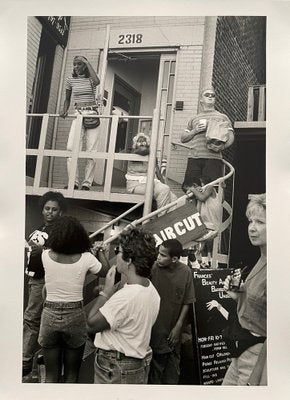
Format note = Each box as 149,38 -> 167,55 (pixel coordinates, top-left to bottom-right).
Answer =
145,203 -> 207,246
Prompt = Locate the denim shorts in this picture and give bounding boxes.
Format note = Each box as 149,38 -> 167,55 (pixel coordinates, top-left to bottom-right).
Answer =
38,301 -> 87,349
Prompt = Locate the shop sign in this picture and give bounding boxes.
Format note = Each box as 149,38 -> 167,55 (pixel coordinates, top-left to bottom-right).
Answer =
145,203 -> 207,247
192,269 -> 236,385
37,16 -> 70,47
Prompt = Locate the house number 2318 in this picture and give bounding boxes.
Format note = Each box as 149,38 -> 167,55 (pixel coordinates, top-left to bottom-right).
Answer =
118,34 -> 143,44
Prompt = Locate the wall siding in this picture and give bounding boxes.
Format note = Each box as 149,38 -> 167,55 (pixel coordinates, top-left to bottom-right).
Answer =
49,16 -> 265,193
26,17 -> 42,112
52,16 -> 205,188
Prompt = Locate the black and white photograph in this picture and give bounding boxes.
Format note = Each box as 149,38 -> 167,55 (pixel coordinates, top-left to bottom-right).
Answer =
1,1 -> 290,399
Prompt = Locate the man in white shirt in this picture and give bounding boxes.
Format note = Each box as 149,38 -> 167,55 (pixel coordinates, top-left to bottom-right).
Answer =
87,228 -> 160,384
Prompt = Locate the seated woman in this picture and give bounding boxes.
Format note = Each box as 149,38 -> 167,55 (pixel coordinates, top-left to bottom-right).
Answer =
38,216 -> 109,383
125,133 -> 177,215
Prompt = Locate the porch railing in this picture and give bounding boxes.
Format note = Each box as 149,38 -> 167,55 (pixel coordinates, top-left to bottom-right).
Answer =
26,110 -> 160,216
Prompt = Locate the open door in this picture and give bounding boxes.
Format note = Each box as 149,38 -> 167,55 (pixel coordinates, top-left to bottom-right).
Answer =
112,76 -> 141,152
154,54 -> 177,171
111,76 -> 141,185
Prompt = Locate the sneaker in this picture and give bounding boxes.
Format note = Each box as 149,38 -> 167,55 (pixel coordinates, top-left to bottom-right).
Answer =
81,185 -> 90,191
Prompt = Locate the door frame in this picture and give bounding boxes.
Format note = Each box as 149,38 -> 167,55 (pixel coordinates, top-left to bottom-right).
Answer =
111,74 -> 141,152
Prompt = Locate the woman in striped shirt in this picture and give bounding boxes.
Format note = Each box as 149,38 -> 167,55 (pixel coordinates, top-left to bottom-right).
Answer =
61,56 -> 100,190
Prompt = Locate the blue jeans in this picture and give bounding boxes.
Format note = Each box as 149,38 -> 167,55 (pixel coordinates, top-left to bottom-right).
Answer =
38,301 -> 87,349
148,349 -> 181,384
94,348 -> 152,384
23,278 -> 44,370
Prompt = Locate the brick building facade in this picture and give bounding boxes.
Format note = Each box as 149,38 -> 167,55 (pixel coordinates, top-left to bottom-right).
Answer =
26,15 -> 265,238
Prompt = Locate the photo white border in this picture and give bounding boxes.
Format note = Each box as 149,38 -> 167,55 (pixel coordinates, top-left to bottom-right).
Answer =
1,1 -> 290,399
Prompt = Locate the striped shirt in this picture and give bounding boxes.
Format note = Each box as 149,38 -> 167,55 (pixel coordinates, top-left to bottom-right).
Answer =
65,75 -> 97,105
185,109 -> 233,159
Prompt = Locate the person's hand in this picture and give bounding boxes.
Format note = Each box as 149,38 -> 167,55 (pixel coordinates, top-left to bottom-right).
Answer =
29,244 -> 43,257
103,265 -> 117,298
78,56 -> 88,64
223,275 -> 240,301
223,275 -> 232,291
186,185 -> 202,194
207,142 -> 225,152
167,324 -> 182,348
206,300 -> 220,311
91,241 -> 107,256
96,93 -> 104,103
60,110 -> 68,119
195,121 -> 207,133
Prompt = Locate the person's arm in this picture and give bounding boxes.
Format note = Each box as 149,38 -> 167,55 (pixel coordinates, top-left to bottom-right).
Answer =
223,275 -> 242,302
28,242 -> 44,257
206,300 -> 229,320
90,241 -> 110,277
96,250 -> 110,277
224,129 -> 234,149
188,185 -> 213,202
87,266 -> 117,334
167,304 -> 190,347
87,297 -> 111,334
42,285 -> 47,301
181,119 -> 207,143
60,89 -> 72,118
83,58 -> 100,86
155,159 -> 165,183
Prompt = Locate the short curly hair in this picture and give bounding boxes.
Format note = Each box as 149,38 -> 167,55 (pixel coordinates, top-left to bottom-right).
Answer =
39,191 -> 67,213
161,239 -> 183,259
132,132 -> 150,149
246,193 -> 266,219
118,227 -> 157,278
46,216 -> 91,254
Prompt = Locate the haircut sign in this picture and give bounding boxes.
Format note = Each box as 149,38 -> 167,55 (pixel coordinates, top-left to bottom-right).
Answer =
145,203 -> 207,247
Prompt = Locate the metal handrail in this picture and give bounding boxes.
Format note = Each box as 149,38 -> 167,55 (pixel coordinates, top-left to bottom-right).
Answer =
103,158 -> 235,246
89,201 -> 144,240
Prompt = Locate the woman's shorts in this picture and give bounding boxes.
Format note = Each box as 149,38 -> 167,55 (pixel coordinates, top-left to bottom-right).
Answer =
38,301 -> 87,349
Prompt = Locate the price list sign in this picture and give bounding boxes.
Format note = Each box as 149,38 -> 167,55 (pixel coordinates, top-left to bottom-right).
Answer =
192,269 -> 236,385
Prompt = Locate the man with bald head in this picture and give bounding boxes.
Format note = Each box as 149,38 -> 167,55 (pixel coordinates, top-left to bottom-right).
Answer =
181,87 -> 234,191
